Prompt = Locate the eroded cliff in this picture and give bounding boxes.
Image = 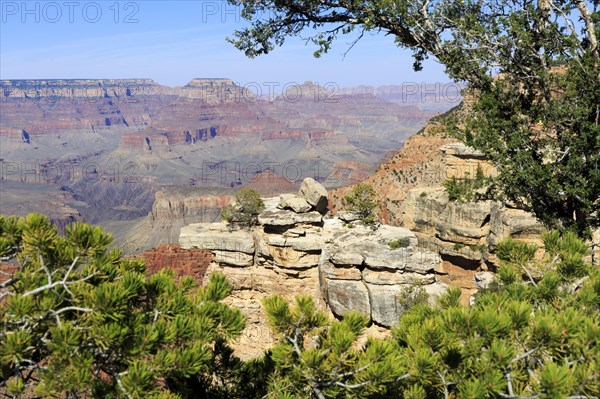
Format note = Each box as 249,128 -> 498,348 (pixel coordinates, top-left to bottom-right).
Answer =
179,179 -> 447,358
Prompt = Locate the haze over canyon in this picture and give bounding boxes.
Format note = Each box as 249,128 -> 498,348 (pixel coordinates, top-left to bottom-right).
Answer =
0,78 -> 460,251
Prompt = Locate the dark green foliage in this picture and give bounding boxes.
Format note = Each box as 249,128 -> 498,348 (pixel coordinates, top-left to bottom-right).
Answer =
261,295 -> 404,398
496,238 -> 538,264
465,65 -> 600,235
221,188 -> 265,229
342,183 -> 378,225
388,237 -> 411,250
542,230 -> 590,279
0,214 -> 245,398
443,165 -> 490,203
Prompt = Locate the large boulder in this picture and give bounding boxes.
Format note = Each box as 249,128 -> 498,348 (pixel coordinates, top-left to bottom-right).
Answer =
326,279 -> 371,317
299,178 -> 328,213
488,203 -> 544,246
279,194 -> 312,213
366,284 -> 403,327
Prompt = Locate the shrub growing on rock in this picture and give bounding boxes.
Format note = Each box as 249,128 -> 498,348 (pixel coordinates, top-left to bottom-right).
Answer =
342,183 -> 378,225
221,188 -> 265,229
388,237 -> 411,250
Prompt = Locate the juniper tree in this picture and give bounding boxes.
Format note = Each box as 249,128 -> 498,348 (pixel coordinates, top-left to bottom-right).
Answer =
342,183 -> 378,225
226,0 -> 600,235
221,188 -> 265,229
0,214 -> 245,398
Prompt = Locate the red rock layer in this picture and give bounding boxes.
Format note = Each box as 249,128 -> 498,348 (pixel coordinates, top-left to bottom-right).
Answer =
139,244 -> 212,283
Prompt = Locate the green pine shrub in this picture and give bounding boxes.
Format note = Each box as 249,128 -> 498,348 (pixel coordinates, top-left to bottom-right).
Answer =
0,214 -> 246,398
389,237 -> 411,250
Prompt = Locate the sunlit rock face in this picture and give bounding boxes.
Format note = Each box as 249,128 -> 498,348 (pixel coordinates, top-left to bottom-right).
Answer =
179,178 -> 444,358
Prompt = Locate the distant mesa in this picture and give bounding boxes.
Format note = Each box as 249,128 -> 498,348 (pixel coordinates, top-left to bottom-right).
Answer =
184,78 -> 236,88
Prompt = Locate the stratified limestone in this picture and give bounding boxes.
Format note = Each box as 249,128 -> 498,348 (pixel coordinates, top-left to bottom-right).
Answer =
179,179 -> 446,357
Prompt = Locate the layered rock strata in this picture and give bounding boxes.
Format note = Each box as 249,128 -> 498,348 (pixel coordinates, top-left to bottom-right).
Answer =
180,179 -> 444,358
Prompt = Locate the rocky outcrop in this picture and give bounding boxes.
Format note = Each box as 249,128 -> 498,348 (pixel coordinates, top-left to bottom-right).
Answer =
179,179 -> 444,357
318,219 -> 441,326
330,132 -> 550,303
101,188 -> 235,254
398,143 -> 545,300
400,143 -> 545,256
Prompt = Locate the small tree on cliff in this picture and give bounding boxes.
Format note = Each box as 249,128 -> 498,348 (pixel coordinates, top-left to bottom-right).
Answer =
226,0 -> 600,235
221,188 -> 265,229
342,183 -> 378,225
0,214 -> 245,398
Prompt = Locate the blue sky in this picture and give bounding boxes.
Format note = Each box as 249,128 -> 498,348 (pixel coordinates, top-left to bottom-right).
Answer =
0,1 -> 449,88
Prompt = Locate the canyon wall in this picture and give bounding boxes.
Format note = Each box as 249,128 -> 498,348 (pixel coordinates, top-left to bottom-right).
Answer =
1,78 -> 447,238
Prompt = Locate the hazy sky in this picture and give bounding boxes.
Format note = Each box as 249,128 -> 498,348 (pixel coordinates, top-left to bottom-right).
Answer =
0,1 -> 449,87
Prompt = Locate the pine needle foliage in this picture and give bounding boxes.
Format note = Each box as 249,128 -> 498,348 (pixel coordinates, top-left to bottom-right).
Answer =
0,214 -> 245,398
259,231 -> 600,398
261,295 -> 403,398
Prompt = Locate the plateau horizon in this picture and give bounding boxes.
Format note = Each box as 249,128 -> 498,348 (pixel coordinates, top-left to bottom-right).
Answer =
0,79 -> 464,104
